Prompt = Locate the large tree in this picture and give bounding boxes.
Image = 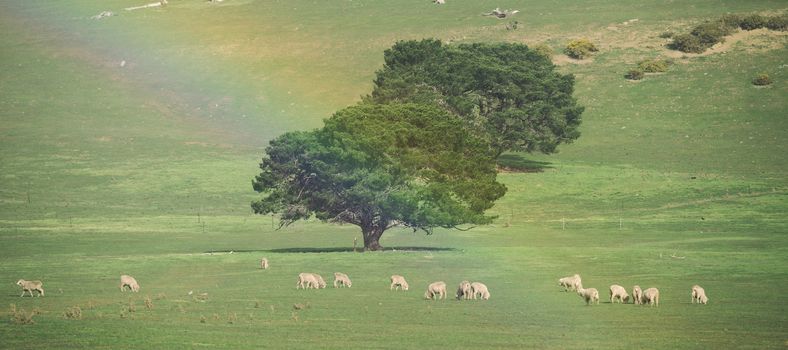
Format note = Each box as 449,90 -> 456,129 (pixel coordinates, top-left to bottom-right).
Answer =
365,39 -> 584,156
252,103 -> 506,250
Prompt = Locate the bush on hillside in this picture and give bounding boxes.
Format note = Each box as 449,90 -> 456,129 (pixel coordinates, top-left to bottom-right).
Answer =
739,14 -> 767,30
669,33 -> 707,53
659,31 -> 674,38
719,14 -> 744,29
564,39 -> 598,59
691,21 -> 734,45
670,13 -> 787,54
625,69 -> 644,80
638,59 -> 670,73
765,14 -> 787,31
530,43 -> 554,59
752,73 -> 772,86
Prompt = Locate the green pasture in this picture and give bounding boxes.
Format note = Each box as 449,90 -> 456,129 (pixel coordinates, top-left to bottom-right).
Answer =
1,0 -> 786,349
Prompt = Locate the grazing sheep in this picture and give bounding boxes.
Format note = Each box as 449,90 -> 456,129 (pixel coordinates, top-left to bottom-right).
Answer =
16,279 -> 44,297
260,258 -> 269,270
470,282 -> 490,300
296,273 -> 320,289
456,280 -> 472,300
577,286 -> 600,305
424,281 -> 447,300
609,284 -> 630,304
120,275 -> 140,292
558,274 -> 582,292
333,272 -> 352,288
691,285 -> 708,304
632,285 -> 643,305
643,287 -> 660,307
390,275 -> 409,291
313,274 -> 327,289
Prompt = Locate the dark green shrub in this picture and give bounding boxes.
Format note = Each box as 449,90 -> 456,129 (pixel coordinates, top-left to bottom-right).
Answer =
638,59 -> 670,73
564,39 -> 598,59
765,14 -> 788,31
752,73 -> 772,86
719,14 -> 744,29
669,33 -> 707,53
530,43 -> 554,59
625,69 -> 644,80
691,21 -> 733,45
739,14 -> 767,30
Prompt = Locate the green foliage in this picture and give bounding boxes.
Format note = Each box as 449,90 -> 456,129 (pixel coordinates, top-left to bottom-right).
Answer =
739,14 -> 767,30
637,59 -> 670,73
530,42 -> 554,59
765,14 -> 788,31
669,20 -> 733,53
252,103 -> 506,249
367,39 -> 583,155
719,14 -> 744,29
624,69 -> 644,80
671,13 -> 786,53
564,38 -> 598,59
691,21 -> 734,45
669,33 -> 706,53
752,73 -> 772,86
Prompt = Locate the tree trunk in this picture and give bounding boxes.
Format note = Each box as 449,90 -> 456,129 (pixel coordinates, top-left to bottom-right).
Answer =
362,226 -> 385,251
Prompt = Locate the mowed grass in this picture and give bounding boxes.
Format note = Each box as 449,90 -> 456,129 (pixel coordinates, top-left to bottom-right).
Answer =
1,1 -> 787,349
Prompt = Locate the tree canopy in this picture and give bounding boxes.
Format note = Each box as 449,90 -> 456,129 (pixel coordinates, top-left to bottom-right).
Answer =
365,39 -> 584,156
252,103 -> 506,250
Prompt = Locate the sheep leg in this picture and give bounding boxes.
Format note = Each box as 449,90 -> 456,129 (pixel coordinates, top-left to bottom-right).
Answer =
20,291 -> 25,297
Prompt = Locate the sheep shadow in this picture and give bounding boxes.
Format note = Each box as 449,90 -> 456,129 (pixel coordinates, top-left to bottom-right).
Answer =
497,154 -> 553,173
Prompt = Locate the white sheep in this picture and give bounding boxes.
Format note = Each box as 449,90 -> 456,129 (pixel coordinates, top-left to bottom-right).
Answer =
16,279 -> 44,297
260,258 -> 269,270
577,286 -> 599,305
390,275 -> 409,291
691,285 -> 708,304
333,272 -> 352,288
313,273 -> 327,289
558,274 -> 582,292
424,281 -> 447,300
643,287 -> 660,306
120,275 -> 140,292
296,273 -> 319,289
470,282 -> 490,300
609,284 -> 630,304
632,285 -> 643,305
456,280 -> 472,300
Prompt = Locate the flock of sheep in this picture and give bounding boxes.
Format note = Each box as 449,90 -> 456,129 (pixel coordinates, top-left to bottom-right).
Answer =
15,258 -> 492,303
292,271 -> 490,301
558,274 -> 709,306
14,261 -> 707,308
15,274 -> 140,297
275,257 -> 491,301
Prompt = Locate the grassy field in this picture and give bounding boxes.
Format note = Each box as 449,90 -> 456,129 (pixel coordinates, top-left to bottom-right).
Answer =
1,1 -> 786,349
